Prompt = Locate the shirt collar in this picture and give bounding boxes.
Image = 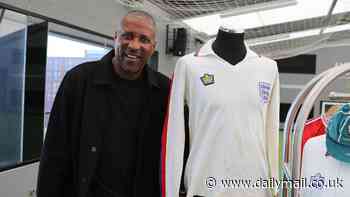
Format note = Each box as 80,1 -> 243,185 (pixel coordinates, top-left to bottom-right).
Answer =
93,49 -> 160,88
196,38 -> 259,60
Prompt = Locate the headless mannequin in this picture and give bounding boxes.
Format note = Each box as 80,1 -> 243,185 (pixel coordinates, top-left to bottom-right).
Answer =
212,27 -> 247,66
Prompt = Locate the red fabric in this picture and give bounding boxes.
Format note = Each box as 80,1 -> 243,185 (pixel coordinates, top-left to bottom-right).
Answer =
301,116 -> 326,153
161,74 -> 174,197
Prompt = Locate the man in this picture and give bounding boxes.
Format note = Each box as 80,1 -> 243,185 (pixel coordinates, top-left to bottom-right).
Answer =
37,10 -> 170,197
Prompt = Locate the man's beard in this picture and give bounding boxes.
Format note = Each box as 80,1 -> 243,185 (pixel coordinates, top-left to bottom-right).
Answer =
112,47 -> 146,79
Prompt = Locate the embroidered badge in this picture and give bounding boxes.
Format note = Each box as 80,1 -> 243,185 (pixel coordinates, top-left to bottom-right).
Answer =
258,82 -> 271,103
200,73 -> 215,86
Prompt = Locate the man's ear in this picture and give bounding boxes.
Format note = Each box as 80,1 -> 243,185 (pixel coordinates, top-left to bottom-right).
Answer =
153,41 -> 157,50
114,32 -> 118,40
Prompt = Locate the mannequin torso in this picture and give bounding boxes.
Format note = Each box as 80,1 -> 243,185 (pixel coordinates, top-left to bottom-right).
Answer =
211,27 -> 247,66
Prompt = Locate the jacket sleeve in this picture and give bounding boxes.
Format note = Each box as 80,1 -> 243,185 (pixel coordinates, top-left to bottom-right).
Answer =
161,58 -> 188,197
37,71 -> 75,197
265,69 -> 280,196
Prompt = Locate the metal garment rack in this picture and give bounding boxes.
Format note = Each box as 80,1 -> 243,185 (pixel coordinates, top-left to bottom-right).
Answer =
282,63 -> 350,197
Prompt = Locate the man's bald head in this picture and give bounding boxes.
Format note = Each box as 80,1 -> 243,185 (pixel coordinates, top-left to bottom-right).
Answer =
114,10 -> 157,80
121,10 -> 156,31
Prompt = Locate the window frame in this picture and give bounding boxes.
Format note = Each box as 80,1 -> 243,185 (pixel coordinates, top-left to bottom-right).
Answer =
0,3 -> 113,172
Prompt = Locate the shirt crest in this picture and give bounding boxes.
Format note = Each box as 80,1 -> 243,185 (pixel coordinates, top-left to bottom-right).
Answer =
258,82 -> 271,103
200,73 -> 215,86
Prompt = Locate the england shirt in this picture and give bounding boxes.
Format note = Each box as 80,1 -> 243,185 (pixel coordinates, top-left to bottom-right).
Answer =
161,39 -> 280,197
301,135 -> 350,197
301,115 -> 327,154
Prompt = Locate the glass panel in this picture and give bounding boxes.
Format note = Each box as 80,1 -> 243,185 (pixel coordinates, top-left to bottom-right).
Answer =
44,32 -> 111,130
0,8 -> 113,170
0,10 -> 27,168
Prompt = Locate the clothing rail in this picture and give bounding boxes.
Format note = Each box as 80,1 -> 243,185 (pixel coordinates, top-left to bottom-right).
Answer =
282,63 -> 350,197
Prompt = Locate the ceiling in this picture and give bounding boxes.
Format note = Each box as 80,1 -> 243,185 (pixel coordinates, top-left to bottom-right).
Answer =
131,0 -> 350,59
146,0 -> 283,19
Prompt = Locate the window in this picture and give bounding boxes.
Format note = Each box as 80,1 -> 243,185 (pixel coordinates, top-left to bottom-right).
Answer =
44,33 -> 111,130
0,10 -> 27,169
0,7 -> 113,171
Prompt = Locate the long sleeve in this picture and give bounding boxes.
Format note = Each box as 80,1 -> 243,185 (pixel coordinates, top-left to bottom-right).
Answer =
37,71 -> 75,197
161,58 -> 188,197
265,70 -> 280,196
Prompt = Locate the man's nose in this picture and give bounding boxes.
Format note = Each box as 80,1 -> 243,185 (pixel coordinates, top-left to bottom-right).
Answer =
128,39 -> 141,50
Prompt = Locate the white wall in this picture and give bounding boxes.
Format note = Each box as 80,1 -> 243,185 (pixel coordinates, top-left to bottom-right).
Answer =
0,162 -> 39,197
279,45 -> 350,115
311,45 -> 350,115
154,22 -> 180,77
0,0 -> 127,36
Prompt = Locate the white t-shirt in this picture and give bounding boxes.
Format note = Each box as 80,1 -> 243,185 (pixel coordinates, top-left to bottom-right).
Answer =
301,135 -> 350,197
161,39 -> 280,197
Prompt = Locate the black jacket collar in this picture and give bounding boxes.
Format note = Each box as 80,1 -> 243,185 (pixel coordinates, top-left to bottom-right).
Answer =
92,50 -> 160,88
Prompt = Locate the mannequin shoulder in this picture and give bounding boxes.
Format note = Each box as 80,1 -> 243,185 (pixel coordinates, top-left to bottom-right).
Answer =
257,55 -> 277,66
247,55 -> 278,74
175,52 -> 198,66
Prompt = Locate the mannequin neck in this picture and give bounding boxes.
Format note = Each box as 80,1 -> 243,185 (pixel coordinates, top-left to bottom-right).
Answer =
211,29 -> 247,66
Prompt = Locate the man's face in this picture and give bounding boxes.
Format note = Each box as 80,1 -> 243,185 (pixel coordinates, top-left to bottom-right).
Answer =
114,15 -> 156,78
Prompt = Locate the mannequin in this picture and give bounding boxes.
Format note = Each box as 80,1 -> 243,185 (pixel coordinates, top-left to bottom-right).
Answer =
162,25 -> 280,197
211,26 -> 247,66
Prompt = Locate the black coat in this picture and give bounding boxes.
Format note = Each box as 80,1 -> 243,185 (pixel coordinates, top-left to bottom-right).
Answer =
37,50 -> 170,197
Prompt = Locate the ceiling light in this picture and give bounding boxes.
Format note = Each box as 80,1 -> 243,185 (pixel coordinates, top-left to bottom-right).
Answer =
324,23 -> 350,33
183,0 -> 336,36
248,28 -> 321,46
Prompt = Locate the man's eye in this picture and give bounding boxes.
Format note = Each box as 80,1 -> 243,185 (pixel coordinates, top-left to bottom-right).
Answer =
140,36 -> 151,44
121,33 -> 133,40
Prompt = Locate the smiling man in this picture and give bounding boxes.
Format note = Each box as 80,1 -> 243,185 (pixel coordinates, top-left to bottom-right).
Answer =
37,10 -> 170,197
113,11 -> 157,80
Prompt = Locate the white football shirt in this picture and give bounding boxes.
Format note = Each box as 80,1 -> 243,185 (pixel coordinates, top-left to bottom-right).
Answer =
161,39 -> 280,197
301,135 -> 350,197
